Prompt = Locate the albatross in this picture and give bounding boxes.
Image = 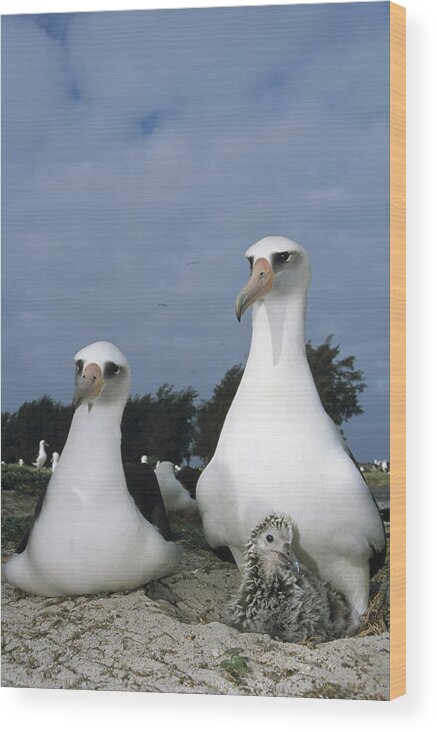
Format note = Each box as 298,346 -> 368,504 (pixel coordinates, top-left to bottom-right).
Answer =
154,461 -> 197,513
196,236 -> 386,627
3,341 -> 181,596
33,440 -> 49,469
50,452 -> 60,472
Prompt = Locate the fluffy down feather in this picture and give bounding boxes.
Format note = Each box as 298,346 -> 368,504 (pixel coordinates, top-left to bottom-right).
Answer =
225,513 -> 350,643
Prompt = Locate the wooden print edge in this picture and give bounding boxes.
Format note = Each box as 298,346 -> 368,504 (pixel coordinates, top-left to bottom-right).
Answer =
389,1 -> 406,701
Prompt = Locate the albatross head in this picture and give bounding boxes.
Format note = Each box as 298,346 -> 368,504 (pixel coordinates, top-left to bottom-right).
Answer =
235,236 -> 311,321
72,341 -> 131,411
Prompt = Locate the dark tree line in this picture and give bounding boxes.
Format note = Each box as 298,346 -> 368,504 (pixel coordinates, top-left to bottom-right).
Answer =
1,396 -> 74,466
1,386 -> 197,467
121,385 -> 197,464
2,337 -> 365,467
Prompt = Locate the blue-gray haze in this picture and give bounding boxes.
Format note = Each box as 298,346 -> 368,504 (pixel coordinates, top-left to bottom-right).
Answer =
1,3 -> 389,461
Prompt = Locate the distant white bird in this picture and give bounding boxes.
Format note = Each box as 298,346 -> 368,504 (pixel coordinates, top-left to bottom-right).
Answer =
197,236 -> 386,628
18,459 -> 24,467
51,452 -> 60,472
3,341 -> 181,596
154,461 -> 197,513
141,455 -> 148,464
32,440 -> 49,469
381,460 -> 388,473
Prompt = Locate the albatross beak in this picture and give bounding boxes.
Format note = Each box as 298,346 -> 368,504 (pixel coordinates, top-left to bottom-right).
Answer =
235,257 -> 274,321
73,363 -> 105,409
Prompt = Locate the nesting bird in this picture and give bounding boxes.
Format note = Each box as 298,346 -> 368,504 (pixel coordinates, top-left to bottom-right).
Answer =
197,236 -> 385,629
32,440 -> 49,469
50,452 -> 60,472
154,461 -> 197,513
3,341 -> 181,596
225,514 -> 350,643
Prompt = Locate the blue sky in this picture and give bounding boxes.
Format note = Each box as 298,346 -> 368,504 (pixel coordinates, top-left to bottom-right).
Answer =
1,3 -> 390,460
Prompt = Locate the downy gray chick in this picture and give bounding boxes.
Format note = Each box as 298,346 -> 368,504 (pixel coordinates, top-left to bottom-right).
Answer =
225,513 -> 351,643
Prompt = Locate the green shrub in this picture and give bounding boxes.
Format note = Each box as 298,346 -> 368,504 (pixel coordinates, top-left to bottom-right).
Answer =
363,471 -> 390,490
1,464 -> 51,492
2,516 -> 31,547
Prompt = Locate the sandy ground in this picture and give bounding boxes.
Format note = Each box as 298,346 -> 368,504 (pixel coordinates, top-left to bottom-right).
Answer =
1,479 -> 390,699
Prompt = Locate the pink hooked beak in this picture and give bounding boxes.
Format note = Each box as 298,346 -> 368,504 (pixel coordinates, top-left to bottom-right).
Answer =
235,257 -> 274,321
73,363 -> 105,408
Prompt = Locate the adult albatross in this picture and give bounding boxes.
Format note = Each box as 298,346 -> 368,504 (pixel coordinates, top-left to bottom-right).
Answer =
154,461 -> 197,513
196,236 -> 386,627
3,341 -> 180,596
33,440 -> 49,469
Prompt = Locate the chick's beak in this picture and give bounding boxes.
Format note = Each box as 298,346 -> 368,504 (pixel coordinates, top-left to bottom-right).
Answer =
286,544 -> 301,576
279,542 -> 300,575
73,363 -> 105,409
235,257 -> 274,321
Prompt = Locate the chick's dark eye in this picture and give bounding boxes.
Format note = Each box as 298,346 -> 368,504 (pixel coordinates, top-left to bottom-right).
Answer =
266,534 -> 274,543
75,359 -> 83,374
279,251 -> 291,262
104,361 -> 120,378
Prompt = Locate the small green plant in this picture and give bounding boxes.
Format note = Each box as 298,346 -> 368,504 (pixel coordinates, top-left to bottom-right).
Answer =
219,647 -> 250,676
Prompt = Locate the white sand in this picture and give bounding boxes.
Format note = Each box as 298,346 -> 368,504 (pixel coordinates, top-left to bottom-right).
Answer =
1,523 -> 389,699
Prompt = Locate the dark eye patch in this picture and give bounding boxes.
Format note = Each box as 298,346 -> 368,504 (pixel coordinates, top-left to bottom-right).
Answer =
75,359 -> 84,375
273,251 -> 291,266
104,361 -> 121,378
272,250 -> 300,269
247,256 -> 254,273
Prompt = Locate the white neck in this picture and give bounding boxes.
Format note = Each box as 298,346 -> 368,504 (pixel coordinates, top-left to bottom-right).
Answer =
49,400 -> 126,497
222,286 -> 335,446
247,288 -> 307,371
234,285 -> 329,419
242,286 -> 318,390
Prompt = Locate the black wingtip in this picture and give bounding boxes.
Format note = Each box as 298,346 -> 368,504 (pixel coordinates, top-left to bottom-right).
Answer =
212,546 -> 236,564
